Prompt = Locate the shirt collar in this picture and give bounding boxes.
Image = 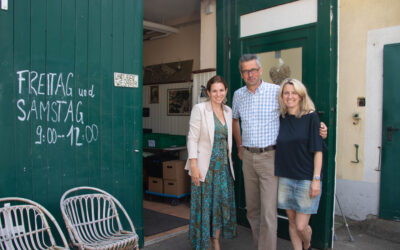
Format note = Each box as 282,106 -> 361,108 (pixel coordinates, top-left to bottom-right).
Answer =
245,80 -> 266,95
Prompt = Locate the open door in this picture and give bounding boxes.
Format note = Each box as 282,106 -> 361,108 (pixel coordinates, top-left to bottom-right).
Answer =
0,0 -> 144,245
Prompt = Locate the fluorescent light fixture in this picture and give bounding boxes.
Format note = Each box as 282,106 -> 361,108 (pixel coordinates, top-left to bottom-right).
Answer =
143,20 -> 179,34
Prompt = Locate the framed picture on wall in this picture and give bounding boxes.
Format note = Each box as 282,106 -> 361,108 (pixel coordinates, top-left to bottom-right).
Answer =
167,88 -> 191,116
149,85 -> 159,104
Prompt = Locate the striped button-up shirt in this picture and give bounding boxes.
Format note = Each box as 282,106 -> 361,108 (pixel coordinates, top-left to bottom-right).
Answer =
232,81 -> 280,148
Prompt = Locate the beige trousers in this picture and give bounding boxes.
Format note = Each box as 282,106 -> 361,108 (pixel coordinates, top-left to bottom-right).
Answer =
242,148 -> 278,250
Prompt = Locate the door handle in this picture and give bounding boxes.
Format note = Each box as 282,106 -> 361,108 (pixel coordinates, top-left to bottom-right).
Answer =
387,126 -> 400,141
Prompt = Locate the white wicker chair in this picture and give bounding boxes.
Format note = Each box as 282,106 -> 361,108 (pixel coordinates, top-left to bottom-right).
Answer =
0,197 -> 69,250
60,186 -> 139,250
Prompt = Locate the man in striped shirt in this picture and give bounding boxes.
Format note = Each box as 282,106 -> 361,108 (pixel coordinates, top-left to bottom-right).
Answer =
232,54 -> 326,250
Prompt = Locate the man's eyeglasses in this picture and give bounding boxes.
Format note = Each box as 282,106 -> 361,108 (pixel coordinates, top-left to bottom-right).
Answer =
241,68 -> 260,76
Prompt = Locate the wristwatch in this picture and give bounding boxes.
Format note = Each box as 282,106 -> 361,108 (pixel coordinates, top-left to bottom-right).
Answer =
313,175 -> 321,181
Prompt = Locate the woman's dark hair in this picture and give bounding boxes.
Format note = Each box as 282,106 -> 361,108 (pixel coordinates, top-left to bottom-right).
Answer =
206,75 -> 228,92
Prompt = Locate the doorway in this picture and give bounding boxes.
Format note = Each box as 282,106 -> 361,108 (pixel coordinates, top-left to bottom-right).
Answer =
225,22 -> 336,249
141,0 -> 200,243
240,23 -> 324,240
217,1 -> 337,248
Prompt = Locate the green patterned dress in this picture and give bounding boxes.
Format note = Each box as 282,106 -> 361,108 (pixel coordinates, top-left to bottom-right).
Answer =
189,113 -> 237,250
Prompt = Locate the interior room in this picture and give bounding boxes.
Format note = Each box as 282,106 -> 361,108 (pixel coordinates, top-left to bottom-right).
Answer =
142,0 -> 215,243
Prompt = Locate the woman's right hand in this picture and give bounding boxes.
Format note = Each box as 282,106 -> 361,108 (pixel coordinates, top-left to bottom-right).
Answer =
191,165 -> 202,186
238,146 -> 243,160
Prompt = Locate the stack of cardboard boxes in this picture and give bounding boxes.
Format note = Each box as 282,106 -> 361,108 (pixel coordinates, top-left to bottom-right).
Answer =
148,160 -> 190,197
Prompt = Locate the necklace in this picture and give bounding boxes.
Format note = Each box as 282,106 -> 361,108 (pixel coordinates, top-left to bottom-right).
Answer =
212,104 -> 225,125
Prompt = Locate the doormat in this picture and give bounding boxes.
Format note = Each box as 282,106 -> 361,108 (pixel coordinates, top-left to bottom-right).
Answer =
144,208 -> 189,236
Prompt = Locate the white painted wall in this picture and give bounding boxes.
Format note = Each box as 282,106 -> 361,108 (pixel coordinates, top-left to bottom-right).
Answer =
200,0 -> 216,69
142,21 -> 200,136
335,179 -> 379,220
192,71 -> 216,106
143,82 -> 192,136
240,0 -> 317,37
143,22 -> 200,70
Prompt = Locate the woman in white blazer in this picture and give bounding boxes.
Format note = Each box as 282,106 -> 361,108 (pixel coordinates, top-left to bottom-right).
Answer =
186,75 -> 237,250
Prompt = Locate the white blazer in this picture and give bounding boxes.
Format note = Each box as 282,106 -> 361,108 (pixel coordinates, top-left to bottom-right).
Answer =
185,101 -> 235,182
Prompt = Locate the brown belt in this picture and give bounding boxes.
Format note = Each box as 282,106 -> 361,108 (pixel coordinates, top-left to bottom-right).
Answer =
243,145 -> 276,153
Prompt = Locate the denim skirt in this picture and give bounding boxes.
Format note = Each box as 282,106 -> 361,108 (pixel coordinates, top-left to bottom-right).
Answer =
277,177 -> 321,214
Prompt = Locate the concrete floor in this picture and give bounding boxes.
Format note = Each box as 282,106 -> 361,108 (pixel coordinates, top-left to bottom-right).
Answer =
142,196 -> 400,249
143,217 -> 400,250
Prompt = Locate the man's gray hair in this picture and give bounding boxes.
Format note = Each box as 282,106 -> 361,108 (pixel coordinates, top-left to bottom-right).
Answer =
238,54 -> 262,71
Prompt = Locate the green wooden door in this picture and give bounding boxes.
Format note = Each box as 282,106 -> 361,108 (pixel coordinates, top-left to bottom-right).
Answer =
217,1 -> 337,248
240,25 -> 333,248
0,0 -> 144,245
236,25 -> 316,227
380,43 -> 400,220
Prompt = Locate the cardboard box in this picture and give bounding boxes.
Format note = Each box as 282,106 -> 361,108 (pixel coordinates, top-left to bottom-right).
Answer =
148,177 -> 163,194
163,178 -> 190,196
162,160 -> 186,180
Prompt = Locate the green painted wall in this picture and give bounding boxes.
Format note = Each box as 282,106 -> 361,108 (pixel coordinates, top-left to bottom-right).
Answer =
0,0 -> 144,246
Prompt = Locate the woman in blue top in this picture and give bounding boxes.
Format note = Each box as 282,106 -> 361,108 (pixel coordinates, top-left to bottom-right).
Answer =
275,78 -> 324,250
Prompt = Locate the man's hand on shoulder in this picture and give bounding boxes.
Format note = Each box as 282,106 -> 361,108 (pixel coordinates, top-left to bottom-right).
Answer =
320,122 -> 328,139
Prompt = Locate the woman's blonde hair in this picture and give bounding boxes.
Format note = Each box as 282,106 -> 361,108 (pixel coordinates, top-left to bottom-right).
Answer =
278,78 -> 315,118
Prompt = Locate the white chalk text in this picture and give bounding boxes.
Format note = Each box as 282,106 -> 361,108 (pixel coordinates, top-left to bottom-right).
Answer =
16,70 -> 99,147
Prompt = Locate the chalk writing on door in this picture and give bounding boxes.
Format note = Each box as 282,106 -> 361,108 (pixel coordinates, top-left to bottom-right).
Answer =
16,70 -> 99,146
